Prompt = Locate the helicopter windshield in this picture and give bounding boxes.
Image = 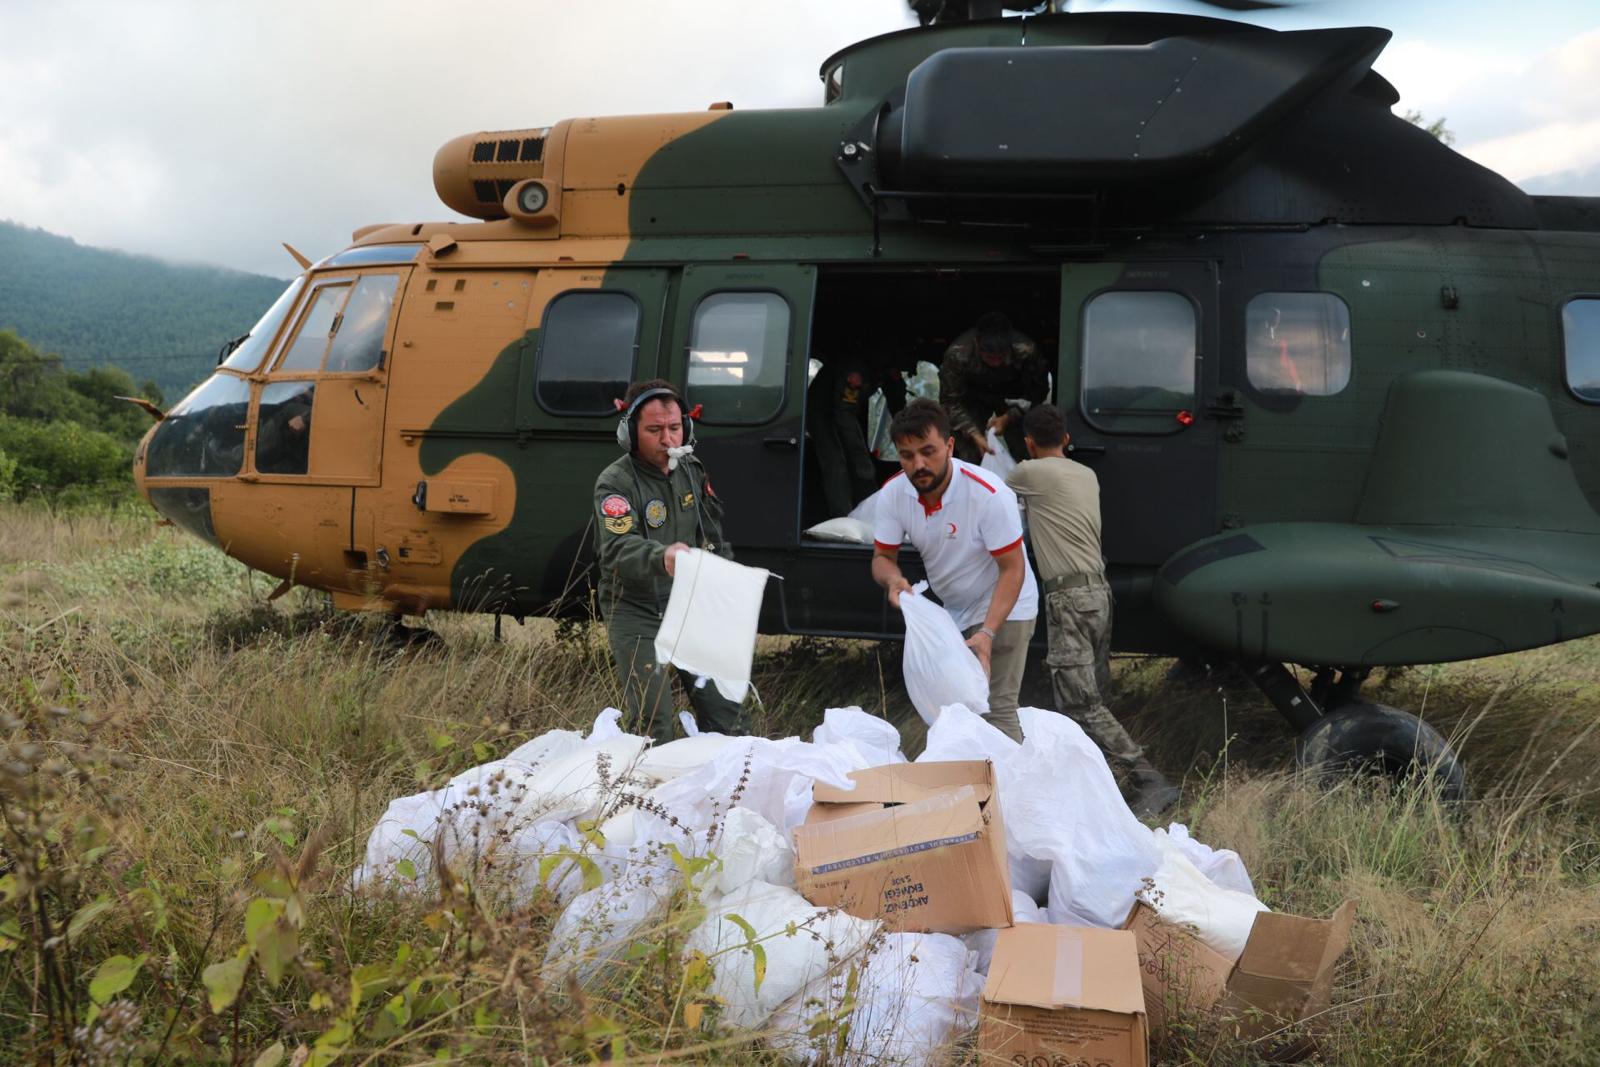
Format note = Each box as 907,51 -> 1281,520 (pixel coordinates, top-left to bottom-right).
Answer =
143,372 -> 251,478
220,277 -> 306,373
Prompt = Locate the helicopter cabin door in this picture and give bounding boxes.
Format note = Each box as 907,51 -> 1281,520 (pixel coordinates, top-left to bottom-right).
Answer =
252,267 -> 409,487
1057,261 -> 1221,567
504,267 -> 672,608
665,263 -> 815,560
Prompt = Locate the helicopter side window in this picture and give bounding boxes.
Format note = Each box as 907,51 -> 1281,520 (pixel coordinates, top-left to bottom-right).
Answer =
324,275 -> 399,373
277,283 -> 349,373
686,291 -> 790,424
535,291 -> 641,416
1245,292 -> 1351,397
255,381 -> 316,476
1563,298 -> 1600,403
1080,290 -> 1197,433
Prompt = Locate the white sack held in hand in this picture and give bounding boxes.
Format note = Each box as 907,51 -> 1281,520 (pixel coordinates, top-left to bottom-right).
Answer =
980,428 -> 1017,480
1139,833 -> 1268,962
770,932 -> 984,1066
900,584 -> 989,724
686,881 -> 880,1031
654,548 -> 770,703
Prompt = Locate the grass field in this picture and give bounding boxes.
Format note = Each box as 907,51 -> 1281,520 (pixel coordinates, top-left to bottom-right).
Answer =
2,501 -> 1598,1064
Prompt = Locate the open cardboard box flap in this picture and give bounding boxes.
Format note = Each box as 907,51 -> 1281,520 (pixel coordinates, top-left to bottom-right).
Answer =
983,925 -> 1146,1015
794,760 -> 1011,933
794,785 -> 985,870
810,760 -> 996,807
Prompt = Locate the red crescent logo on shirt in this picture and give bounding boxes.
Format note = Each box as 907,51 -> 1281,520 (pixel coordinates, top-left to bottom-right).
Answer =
946,522 -> 958,539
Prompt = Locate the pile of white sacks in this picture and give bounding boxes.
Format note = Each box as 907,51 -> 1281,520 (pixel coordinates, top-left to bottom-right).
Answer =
357,703 -> 1263,1063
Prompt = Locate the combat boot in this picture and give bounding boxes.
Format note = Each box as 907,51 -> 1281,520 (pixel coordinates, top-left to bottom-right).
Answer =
1126,760 -> 1180,820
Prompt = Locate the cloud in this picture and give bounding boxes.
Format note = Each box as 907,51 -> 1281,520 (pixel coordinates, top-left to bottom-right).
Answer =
0,0 -> 913,276
1383,27 -> 1600,189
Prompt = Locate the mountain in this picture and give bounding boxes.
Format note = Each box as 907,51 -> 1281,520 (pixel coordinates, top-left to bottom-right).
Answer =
0,221 -> 287,402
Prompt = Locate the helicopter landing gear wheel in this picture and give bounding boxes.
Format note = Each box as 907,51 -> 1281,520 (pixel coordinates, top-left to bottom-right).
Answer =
1295,702 -> 1466,802
373,615 -> 442,652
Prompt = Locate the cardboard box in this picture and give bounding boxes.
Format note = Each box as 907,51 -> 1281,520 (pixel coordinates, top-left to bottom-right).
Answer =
979,924 -> 1149,1067
1124,899 -> 1356,1042
791,760 -> 1011,934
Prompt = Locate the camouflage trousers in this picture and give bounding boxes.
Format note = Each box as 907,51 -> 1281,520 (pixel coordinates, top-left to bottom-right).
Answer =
605,607 -> 750,745
1044,579 -> 1146,773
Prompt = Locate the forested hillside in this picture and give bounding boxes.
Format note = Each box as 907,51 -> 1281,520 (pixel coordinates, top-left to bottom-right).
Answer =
0,221 -> 286,400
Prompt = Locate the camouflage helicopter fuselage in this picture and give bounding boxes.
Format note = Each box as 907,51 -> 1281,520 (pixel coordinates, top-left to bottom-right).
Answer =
135,12 -> 1600,679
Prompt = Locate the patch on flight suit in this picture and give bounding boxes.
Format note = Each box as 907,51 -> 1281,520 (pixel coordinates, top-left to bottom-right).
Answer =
601,495 -> 631,517
604,515 -> 635,535
645,499 -> 668,528
681,491 -> 695,510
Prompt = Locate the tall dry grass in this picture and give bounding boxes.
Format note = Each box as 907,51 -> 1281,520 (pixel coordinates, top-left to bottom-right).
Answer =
2,501 -> 1598,1064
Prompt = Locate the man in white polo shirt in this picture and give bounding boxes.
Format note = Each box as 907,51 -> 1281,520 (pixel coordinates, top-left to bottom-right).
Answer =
871,398 -> 1038,740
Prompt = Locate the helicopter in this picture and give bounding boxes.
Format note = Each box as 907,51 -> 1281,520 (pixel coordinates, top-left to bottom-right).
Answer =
132,0 -> 1600,789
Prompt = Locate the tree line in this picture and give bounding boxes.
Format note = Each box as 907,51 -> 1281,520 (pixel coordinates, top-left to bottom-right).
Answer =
0,329 -> 164,504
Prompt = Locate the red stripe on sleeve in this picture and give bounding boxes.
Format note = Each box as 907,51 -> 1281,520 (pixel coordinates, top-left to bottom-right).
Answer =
960,468 -> 997,493
874,540 -> 900,552
990,535 -> 1023,557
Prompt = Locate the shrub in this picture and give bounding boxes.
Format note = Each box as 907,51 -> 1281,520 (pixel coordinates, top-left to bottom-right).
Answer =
0,414 -> 131,500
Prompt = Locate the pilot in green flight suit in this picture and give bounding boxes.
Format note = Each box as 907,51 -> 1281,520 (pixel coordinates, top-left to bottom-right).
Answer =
593,379 -> 750,743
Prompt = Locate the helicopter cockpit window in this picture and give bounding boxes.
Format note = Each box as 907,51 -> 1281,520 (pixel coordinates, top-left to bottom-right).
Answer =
324,275 -> 398,373
1081,290 -> 1197,433
255,381 -> 316,476
535,291 -> 640,415
277,283 -> 349,373
1563,298 -> 1600,403
1245,292 -> 1351,397
824,63 -> 844,104
143,372 -> 251,478
219,277 -> 305,373
687,291 -> 790,424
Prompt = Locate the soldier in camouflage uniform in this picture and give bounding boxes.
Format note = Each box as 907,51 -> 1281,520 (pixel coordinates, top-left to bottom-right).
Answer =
939,311 -> 1050,464
594,379 -> 750,743
807,351 -> 907,517
1006,403 -> 1179,817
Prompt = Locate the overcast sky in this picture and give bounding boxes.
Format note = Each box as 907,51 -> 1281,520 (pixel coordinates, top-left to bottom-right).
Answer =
2,0 -> 1596,280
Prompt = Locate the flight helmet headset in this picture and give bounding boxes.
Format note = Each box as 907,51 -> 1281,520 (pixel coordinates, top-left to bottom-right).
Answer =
615,386 -> 696,452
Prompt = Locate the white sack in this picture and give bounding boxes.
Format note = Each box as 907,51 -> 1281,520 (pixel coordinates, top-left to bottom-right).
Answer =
686,881 -> 880,1031
506,736 -> 652,827
918,702 -> 1018,766
980,428 -> 1017,481
586,707 -> 626,742
1140,834 -> 1268,962
962,890 -> 1048,976
812,706 -> 906,766
545,862 -> 681,982
704,807 -> 795,894
916,704 -> 1051,901
639,734 -> 741,782
900,585 -> 989,725
654,548 -> 769,704
502,729 -> 585,767
354,791 -> 445,888
1159,823 -> 1257,896
631,736 -> 869,853
1006,707 -> 1162,928
804,517 -> 875,544
770,932 -> 983,1066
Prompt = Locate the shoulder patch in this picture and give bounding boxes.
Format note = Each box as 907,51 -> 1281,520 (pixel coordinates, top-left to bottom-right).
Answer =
600,494 -> 631,518
604,515 -> 635,535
